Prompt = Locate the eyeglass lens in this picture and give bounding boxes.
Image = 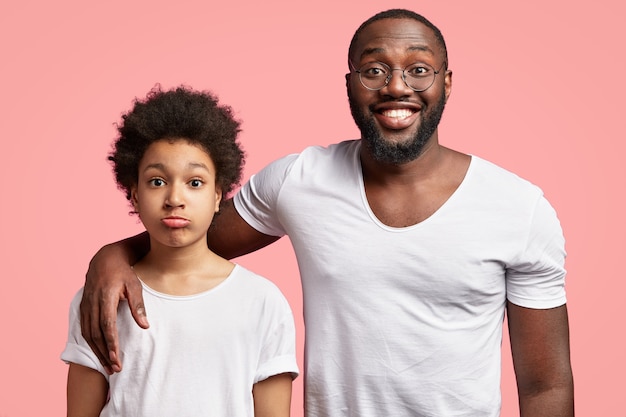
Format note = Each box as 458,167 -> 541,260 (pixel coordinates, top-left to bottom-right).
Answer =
358,62 -> 436,92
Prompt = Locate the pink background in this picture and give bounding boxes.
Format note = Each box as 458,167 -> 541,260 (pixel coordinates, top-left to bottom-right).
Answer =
1,0 -> 624,415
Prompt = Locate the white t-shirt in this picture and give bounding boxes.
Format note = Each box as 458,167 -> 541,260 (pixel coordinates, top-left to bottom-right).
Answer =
62,264 -> 298,417
234,139 -> 566,417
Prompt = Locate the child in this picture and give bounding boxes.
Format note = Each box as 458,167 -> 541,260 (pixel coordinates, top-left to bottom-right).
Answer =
61,86 -> 298,416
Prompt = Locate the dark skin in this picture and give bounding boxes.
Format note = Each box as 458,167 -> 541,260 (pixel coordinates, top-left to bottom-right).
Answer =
346,20 -> 573,415
80,202 -> 276,373
507,303 -> 574,416
82,17 -> 573,416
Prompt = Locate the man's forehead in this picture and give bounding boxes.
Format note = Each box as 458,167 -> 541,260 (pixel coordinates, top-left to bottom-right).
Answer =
354,19 -> 438,56
359,42 -> 434,56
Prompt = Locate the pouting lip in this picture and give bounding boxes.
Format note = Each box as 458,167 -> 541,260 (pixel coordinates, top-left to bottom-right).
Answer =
162,215 -> 189,221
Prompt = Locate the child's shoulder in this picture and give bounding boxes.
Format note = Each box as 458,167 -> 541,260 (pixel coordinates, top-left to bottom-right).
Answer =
230,264 -> 289,301
231,264 -> 279,289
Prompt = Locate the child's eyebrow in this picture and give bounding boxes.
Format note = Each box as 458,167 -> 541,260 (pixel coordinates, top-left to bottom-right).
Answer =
143,163 -> 165,172
187,162 -> 211,172
142,162 -> 211,172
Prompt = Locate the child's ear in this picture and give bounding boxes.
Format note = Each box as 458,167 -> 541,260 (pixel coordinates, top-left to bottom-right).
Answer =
130,186 -> 139,212
214,186 -> 223,213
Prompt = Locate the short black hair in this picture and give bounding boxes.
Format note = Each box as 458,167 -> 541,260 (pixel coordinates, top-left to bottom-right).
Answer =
109,85 -> 244,201
348,9 -> 448,67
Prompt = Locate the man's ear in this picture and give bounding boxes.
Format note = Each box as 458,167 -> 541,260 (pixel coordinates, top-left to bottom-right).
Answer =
444,69 -> 453,103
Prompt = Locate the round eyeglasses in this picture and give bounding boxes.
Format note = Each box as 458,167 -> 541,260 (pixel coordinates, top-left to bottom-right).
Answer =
351,61 -> 446,92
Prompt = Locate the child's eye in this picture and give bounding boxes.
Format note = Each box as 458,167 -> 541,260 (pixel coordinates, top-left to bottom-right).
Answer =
149,178 -> 165,187
189,179 -> 203,188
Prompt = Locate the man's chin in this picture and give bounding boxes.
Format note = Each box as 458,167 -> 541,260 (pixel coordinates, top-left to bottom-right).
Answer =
378,128 -> 420,146
363,133 -> 427,165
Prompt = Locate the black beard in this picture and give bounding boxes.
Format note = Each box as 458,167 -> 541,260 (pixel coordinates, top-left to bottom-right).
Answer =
349,92 -> 447,165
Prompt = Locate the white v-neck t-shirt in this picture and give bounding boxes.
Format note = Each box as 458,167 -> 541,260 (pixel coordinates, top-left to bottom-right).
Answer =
234,139 -> 566,417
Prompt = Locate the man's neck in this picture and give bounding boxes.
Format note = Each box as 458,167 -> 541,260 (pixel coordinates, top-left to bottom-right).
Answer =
358,138 -> 471,228
359,138 -> 446,186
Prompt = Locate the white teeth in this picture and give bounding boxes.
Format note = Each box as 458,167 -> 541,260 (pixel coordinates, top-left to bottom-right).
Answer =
382,109 -> 413,119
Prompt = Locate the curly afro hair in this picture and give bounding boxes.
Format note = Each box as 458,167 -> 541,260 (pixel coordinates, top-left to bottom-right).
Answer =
109,85 -> 245,202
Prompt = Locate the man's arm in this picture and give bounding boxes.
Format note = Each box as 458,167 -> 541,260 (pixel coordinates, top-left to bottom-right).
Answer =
81,199 -> 279,373
80,232 -> 150,374
252,373 -> 293,417
507,302 -> 574,416
209,199 -> 280,259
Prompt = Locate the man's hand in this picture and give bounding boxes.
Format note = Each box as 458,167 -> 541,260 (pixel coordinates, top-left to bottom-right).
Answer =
76,202 -> 276,374
79,236 -> 150,374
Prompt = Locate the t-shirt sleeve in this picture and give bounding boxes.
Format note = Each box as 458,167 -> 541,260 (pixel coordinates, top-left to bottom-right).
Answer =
506,195 -> 567,309
234,154 -> 299,237
255,287 -> 299,383
60,288 -> 109,378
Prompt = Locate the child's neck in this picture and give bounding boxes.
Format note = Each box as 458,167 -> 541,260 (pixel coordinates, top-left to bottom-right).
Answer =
132,240 -> 234,296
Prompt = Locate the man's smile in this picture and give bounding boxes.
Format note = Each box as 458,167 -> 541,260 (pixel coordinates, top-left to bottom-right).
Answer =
372,104 -> 421,130
381,108 -> 414,119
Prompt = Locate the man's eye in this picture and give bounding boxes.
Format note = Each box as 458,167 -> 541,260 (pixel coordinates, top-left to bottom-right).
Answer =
362,65 -> 387,78
149,178 -> 165,187
189,179 -> 203,188
406,65 -> 430,77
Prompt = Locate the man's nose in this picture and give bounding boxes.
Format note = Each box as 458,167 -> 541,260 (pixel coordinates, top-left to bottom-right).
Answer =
382,69 -> 413,96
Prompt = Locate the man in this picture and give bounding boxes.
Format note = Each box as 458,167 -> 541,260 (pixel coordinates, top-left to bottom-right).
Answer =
82,9 -> 574,416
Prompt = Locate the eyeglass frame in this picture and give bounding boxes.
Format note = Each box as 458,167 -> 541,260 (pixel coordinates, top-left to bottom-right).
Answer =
349,60 -> 447,92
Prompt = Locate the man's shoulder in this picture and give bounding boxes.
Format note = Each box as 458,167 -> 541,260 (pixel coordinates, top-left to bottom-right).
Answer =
469,155 -> 539,189
464,155 -> 546,208
298,139 -> 359,158
289,139 -> 360,171
261,139 -> 358,173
